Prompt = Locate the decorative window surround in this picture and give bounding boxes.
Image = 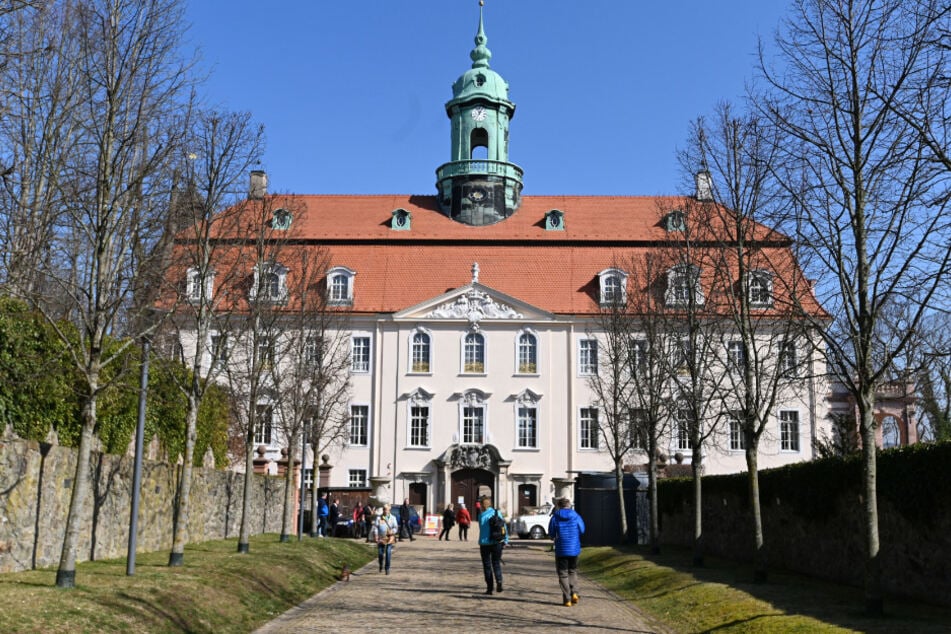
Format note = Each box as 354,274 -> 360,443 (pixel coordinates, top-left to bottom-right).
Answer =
327,266 -> 356,305
598,268 -> 628,306
249,261 -> 288,303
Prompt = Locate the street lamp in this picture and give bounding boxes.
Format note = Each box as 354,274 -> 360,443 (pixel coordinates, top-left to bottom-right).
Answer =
126,335 -> 151,575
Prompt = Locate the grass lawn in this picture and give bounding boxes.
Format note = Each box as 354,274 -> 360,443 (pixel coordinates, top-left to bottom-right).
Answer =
0,535 -> 374,634
580,545 -> 951,633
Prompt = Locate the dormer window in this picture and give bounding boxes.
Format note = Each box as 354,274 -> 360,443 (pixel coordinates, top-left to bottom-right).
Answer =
327,266 -> 355,305
665,264 -> 703,307
598,268 -> 628,306
747,270 -> 774,307
249,261 -> 288,303
391,208 -> 411,231
664,210 -> 686,232
186,267 -> 214,303
271,208 -> 292,230
545,209 -> 565,231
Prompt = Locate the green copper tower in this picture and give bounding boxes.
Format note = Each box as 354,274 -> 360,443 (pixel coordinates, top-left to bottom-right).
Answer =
436,2 -> 523,225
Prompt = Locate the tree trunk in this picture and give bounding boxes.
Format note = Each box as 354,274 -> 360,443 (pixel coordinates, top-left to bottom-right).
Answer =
309,441 -> 319,537
648,455 -> 660,554
169,398 -> 199,565
859,391 -> 882,616
614,463 -> 627,541
746,442 -> 766,583
237,434 -> 254,553
279,432 -> 298,542
56,394 -> 97,588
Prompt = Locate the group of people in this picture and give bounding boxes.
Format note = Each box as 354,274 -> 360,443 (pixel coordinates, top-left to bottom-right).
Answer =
338,491 -> 587,608
437,502 -> 472,540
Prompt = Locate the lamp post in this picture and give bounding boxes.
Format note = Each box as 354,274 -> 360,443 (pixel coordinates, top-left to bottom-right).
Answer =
126,335 -> 151,575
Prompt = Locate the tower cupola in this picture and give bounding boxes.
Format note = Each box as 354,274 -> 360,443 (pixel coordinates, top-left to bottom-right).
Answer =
436,1 -> 523,225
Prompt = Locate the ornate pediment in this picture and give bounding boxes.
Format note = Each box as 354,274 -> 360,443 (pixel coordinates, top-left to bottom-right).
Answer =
424,287 -> 523,329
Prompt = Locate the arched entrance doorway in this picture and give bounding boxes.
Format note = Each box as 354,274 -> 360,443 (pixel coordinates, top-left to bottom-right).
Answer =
517,483 -> 537,514
451,468 -> 494,516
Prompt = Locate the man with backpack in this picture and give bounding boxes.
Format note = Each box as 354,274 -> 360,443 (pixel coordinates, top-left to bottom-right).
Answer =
477,495 -> 508,596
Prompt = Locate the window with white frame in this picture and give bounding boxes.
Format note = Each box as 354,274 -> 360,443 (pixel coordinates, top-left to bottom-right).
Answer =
349,405 -> 368,446
250,261 -> 288,303
463,332 -> 485,373
727,340 -> 746,374
254,404 -> 273,445
517,331 -> 538,374
579,338 -> 598,375
629,408 -> 647,450
517,406 -> 538,449
186,267 -> 214,302
302,468 -> 314,489
779,340 -> 798,378
675,405 -> 694,451
598,269 -> 628,306
351,336 -> 370,373
780,410 -> 800,451
304,334 -> 322,369
462,403 -> 485,444
747,270 -> 774,307
348,469 -> 367,488
409,405 -> 430,447
729,414 -> 746,451
410,330 -> 431,373
327,266 -> 355,305
580,407 -> 600,449
665,264 -> 703,307
256,336 -> 274,370
629,339 -> 648,375
671,335 -> 692,371
209,333 -> 229,371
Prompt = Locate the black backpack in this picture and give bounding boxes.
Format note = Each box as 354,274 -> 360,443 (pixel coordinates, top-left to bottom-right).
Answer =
488,509 -> 506,542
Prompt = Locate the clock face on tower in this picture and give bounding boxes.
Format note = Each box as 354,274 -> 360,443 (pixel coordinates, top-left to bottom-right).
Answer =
470,106 -> 487,122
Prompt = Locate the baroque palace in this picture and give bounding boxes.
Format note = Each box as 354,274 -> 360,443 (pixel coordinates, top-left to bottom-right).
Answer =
163,6 -> 856,519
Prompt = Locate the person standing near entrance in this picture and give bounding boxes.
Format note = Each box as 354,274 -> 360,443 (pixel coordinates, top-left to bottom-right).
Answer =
316,492 -> 329,538
477,495 -> 507,595
399,498 -> 416,541
455,503 -> 471,541
438,503 -> 455,540
548,497 -> 586,607
372,504 -> 399,574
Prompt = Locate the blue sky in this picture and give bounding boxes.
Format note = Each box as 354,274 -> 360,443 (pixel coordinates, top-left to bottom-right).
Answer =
184,1 -> 789,197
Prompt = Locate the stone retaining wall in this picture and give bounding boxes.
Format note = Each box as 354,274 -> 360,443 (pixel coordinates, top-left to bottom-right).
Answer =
0,435 -> 287,573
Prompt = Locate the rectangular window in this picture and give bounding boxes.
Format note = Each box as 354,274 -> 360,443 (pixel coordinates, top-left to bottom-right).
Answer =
780,410 -> 800,452
629,408 -> 646,450
676,406 -> 693,451
351,336 -> 370,372
348,469 -> 367,488
410,406 -> 429,447
579,339 -> 598,375
517,333 -> 537,374
302,468 -> 314,489
729,415 -> 746,451
727,340 -> 746,374
517,406 -> 538,448
462,406 -> 484,444
304,335 -> 322,369
349,405 -> 368,446
210,334 -> 229,371
463,333 -> 485,373
254,404 -> 273,445
779,340 -> 798,378
629,339 -> 648,375
580,407 -> 599,449
672,335 -> 692,370
257,336 -> 274,370
411,332 -> 431,373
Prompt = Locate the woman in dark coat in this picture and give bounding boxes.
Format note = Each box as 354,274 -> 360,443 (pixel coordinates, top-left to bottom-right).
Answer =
438,503 -> 455,541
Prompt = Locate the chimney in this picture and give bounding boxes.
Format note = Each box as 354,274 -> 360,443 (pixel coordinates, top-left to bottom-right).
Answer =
695,170 -> 713,202
249,170 -> 268,199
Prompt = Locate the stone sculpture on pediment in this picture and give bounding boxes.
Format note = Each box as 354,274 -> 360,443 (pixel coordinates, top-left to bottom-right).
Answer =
424,287 -> 524,328
448,444 -> 497,470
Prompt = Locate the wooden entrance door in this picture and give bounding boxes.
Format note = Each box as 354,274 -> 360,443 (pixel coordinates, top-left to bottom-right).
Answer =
409,482 -> 427,518
451,468 -> 494,515
517,483 -> 537,515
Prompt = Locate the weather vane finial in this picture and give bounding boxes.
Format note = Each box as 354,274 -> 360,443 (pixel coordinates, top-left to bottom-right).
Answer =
472,262 -> 480,284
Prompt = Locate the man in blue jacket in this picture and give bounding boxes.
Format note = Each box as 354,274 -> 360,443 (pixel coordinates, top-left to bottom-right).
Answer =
548,497 -> 586,607
316,492 -> 329,538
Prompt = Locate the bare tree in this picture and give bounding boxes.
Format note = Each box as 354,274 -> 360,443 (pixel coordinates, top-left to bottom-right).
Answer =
268,246 -> 352,542
586,267 -> 639,540
758,0 -> 951,614
159,110 -> 264,566
0,2 -> 81,301
682,103 -> 816,582
13,0 -> 195,589
658,194 -> 730,567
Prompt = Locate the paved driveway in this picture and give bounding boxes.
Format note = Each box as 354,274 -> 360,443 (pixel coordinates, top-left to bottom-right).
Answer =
254,536 -> 673,633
